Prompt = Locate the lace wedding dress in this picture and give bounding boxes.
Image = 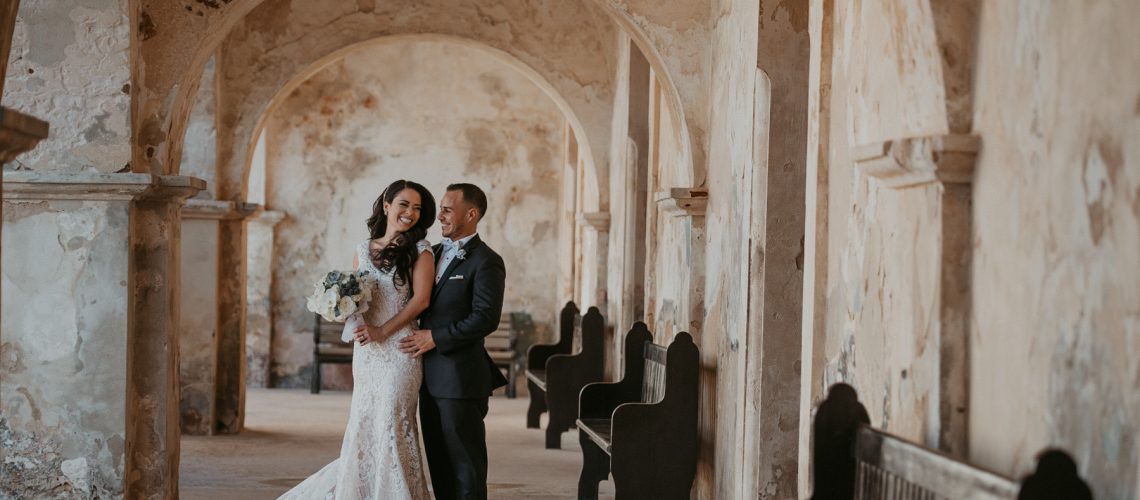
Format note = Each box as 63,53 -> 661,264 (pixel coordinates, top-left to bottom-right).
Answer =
280,240 -> 433,500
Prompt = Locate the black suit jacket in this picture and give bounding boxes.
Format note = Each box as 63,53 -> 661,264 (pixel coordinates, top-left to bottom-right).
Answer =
419,234 -> 509,399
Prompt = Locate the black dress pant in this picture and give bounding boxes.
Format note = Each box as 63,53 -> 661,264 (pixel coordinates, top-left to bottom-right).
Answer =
420,394 -> 490,500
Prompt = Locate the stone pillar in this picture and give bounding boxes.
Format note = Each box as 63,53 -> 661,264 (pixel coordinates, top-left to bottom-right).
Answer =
577,211 -> 611,377
1,171 -> 202,498
654,188 -> 707,343
852,134 -> 979,457
178,200 -> 256,435
246,209 -> 285,388
215,215 -> 254,433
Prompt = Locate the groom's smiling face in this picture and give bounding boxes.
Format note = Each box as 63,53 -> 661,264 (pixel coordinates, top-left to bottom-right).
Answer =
438,190 -> 477,240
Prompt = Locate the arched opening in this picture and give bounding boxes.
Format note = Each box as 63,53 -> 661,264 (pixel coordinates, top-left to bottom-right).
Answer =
180,36 -> 605,494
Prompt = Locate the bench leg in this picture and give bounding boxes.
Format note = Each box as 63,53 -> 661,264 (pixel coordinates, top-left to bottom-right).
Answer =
526,381 -> 546,428
310,359 -> 321,394
506,362 -> 517,399
545,421 -> 562,449
577,432 -> 609,500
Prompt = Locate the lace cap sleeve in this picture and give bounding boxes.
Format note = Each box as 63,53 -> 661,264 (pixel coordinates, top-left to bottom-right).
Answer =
417,239 -> 434,256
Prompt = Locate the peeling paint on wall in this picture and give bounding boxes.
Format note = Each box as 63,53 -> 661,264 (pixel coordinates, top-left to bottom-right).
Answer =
3,0 -> 131,173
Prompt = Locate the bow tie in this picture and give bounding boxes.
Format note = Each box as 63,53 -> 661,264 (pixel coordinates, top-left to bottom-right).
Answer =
441,239 -> 464,251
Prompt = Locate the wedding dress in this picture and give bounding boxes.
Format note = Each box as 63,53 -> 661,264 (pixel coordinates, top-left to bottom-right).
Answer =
280,240 -> 433,500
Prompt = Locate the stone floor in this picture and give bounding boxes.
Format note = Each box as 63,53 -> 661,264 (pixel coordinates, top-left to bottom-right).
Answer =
180,388 -> 615,499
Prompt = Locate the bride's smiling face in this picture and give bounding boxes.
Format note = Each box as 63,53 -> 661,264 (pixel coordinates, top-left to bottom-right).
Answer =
383,188 -> 423,233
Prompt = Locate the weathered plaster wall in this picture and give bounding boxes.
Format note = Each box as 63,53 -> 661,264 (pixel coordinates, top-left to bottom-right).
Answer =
180,56 -> 218,198
1,199 -> 130,498
968,1 -> 1140,497
2,0 -> 130,173
803,1 -> 1140,497
814,0 -> 949,446
263,41 -> 564,388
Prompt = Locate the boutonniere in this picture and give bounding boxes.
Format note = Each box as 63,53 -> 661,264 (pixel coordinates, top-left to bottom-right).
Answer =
455,248 -> 468,260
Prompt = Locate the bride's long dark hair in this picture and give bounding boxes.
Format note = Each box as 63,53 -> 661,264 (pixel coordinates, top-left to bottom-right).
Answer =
366,180 -> 436,289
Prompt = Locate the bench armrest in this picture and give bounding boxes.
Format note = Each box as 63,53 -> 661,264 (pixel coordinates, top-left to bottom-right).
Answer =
579,381 -> 630,419
527,342 -> 568,371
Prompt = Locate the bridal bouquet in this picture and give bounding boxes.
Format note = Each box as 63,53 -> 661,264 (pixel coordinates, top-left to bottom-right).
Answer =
306,270 -> 374,323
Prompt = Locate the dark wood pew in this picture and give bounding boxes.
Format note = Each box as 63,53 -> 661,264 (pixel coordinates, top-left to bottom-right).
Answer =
310,313 -> 352,394
811,383 -> 1093,500
576,328 -> 699,499
526,301 -> 579,429
486,313 -> 524,398
541,306 -> 605,449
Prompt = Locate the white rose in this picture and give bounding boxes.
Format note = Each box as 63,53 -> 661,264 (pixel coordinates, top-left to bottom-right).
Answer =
320,289 -> 338,312
336,297 -> 356,320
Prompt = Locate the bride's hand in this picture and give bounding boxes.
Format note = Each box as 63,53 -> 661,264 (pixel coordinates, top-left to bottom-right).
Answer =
352,324 -> 386,345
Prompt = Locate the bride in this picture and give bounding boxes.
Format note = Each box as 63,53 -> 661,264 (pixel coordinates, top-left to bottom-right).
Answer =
281,180 -> 436,500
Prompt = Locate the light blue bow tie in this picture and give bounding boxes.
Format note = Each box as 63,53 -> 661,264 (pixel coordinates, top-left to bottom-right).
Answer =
441,239 -> 463,251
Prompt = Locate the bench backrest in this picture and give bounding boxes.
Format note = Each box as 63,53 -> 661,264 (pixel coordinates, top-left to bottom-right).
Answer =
485,317 -> 516,352
853,426 -> 1016,500
312,314 -> 344,349
641,342 -> 668,404
811,383 -> 1093,500
556,301 -> 579,353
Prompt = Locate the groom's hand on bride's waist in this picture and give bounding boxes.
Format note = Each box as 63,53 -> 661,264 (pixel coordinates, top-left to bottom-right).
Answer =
400,330 -> 436,358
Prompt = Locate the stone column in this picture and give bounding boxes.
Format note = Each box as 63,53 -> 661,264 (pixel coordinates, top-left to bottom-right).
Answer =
577,211 -> 611,377
576,212 -> 611,309
654,187 -> 707,343
1,171 -> 202,498
246,209 -> 285,388
852,135 -> 979,457
215,215 -> 254,433
129,176 -> 205,498
177,200 -> 256,435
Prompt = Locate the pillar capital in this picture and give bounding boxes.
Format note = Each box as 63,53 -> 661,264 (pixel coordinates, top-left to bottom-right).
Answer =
576,211 -> 611,232
181,199 -> 260,220
852,134 -> 980,189
3,171 -> 205,202
0,107 -> 49,164
655,187 -> 708,217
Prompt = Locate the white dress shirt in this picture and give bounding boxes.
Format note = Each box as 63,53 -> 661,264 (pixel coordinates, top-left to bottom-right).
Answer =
435,233 -> 477,283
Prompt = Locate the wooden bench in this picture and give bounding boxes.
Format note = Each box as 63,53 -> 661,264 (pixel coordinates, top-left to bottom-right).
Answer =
525,302 -> 578,429
485,312 -> 526,398
811,383 -> 1093,500
311,313 -> 352,394
576,328 -> 699,500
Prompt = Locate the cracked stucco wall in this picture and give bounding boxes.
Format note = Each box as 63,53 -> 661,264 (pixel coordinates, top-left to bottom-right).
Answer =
3,0 -> 130,173
262,41 -> 564,389
811,1 -> 1140,497
180,56 -> 218,198
1,200 -> 130,498
968,1 -> 1140,497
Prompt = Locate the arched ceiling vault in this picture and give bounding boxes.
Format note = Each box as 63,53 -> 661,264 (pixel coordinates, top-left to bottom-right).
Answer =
241,34 -> 601,201
141,0 -> 703,211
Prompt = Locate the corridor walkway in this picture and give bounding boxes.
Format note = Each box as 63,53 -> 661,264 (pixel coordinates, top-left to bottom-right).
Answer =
180,388 -> 614,499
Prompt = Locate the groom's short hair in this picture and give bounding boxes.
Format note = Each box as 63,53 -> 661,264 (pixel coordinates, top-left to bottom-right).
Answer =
447,183 -> 488,220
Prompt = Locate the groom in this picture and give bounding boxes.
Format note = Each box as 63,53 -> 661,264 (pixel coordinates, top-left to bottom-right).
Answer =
400,183 -> 508,500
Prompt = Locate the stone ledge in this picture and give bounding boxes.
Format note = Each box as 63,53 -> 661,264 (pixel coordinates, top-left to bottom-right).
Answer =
182,200 -> 260,220
655,187 -> 708,217
852,134 -> 980,188
0,107 -> 50,164
248,209 -> 287,226
576,211 -> 610,232
3,171 -> 206,201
